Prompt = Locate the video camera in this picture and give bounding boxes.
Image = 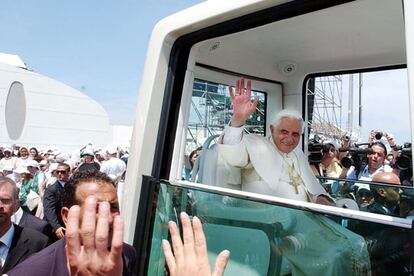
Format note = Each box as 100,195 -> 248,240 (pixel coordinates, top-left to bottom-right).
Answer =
308,135 -> 323,164
394,142 -> 412,171
339,143 -> 372,176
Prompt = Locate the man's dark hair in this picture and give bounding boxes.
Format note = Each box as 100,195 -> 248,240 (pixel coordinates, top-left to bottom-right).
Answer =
57,162 -> 71,172
371,141 -> 387,156
61,171 -> 115,208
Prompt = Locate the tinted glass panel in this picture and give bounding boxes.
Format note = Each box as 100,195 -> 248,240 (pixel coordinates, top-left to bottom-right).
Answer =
147,181 -> 413,276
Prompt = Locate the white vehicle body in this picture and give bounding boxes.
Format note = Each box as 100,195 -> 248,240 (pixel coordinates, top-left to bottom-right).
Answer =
123,0 -> 414,274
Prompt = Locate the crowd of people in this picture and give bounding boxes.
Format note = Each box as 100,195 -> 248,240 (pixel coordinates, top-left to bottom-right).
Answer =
0,148 -> 225,276
308,130 -> 414,219
0,144 -> 128,239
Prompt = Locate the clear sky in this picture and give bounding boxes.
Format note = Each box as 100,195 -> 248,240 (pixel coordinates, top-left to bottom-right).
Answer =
1,1 -> 410,145
0,0 -> 203,125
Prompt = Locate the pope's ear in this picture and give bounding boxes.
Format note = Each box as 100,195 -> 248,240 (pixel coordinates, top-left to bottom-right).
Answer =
270,124 -> 274,134
61,207 -> 69,226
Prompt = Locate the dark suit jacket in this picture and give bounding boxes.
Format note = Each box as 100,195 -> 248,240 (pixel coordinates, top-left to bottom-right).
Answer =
7,239 -> 137,276
2,224 -> 49,273
43,181 -> 65,233
18,210 -> 53,239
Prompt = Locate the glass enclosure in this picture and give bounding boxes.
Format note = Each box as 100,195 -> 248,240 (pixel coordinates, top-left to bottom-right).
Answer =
147,181 -> 412,276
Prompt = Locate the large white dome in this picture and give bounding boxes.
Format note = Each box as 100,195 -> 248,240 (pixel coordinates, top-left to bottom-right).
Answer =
0,57 -> 111,152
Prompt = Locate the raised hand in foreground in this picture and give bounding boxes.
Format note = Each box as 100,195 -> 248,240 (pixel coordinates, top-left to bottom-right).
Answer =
65,196 -> 123,276
162,212 -> 230,276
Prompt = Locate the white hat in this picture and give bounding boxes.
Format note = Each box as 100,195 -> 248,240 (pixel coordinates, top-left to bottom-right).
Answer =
39,160 -> 48,166
3,147 -> 12,153
323,140 -> 339,151
48,163 -> 59,173
26,159 -> 40,168
15,166 -> 29,174
2,165 -> 14,172
81,148 -> 94,157
106,145 -> 118,155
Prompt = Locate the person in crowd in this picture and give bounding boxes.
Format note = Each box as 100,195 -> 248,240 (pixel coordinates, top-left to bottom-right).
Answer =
100,146 -> 126,182
341,141 -> 392,183
355,187 -> 374,208
15,146 -> 30,168
43,163 -> 70,241
353,172 -> 409,276
77,148 -> 100,173
183,147 -> 202,180
384,153 -> 394,166
311,141 -> 342,178
1,166 -> 15,183
44,163 -> 58,188
26,160 -> 47,197
310,140 -> 343,194
120,149 -> 129,166
22,160 -> 47,216
39,160 -> 48,173
218,78 -> 332,205
29,147 -> 41,162
0,177 -> 49,274
7,171 -> 136,275
364,172 -> 403,216
11,200 -> 53,239
0,148 -> 18,170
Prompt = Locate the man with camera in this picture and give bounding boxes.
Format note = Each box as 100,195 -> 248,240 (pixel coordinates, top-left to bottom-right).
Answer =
340,130 -> 396,183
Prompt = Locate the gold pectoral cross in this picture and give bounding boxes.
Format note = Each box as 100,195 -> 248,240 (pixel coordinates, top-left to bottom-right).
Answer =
288,164 -> 301,194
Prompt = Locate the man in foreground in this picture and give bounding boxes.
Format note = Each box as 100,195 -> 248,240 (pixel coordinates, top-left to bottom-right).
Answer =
7,171 -> 136,275
7,171 -> 229,276
0,177 -> 49,274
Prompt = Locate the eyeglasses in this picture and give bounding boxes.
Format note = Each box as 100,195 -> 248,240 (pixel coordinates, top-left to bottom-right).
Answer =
56,170 -> 68,175
0,198 -> 14,205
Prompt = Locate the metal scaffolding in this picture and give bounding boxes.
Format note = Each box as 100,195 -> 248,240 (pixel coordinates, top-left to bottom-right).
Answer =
307,75 -> 344,139
186,78 -> 265,154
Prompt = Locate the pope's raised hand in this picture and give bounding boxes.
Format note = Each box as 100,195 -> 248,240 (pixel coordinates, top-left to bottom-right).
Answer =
229,78 -> 259,127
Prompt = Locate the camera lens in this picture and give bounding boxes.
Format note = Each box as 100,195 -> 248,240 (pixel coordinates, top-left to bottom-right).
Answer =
375,132 -> 383,140
340,157 -> 353,169
396,155 -> 411,170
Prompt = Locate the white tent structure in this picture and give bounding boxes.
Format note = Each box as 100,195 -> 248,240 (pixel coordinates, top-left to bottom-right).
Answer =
0,53 -> 111,152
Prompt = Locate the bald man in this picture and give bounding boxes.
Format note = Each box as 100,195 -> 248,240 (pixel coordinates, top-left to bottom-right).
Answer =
357,172 -> 410,275
365,172 -> 402,216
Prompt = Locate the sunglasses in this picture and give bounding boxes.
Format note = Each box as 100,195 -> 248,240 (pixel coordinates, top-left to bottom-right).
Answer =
56,170 -> 68,174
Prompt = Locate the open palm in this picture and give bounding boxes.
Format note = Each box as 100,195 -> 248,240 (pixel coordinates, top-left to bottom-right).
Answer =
229,78 -> 259,127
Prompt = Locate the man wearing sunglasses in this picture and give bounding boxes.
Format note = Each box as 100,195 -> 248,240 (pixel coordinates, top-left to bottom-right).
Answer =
43,163 -> 70,240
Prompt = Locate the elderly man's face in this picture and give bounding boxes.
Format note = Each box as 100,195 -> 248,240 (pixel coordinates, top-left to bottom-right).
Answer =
271,118 -> 302,153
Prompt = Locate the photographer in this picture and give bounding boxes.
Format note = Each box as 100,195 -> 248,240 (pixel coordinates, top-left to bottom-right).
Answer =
310,140 -> 343,194
343,141 -> 392,182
